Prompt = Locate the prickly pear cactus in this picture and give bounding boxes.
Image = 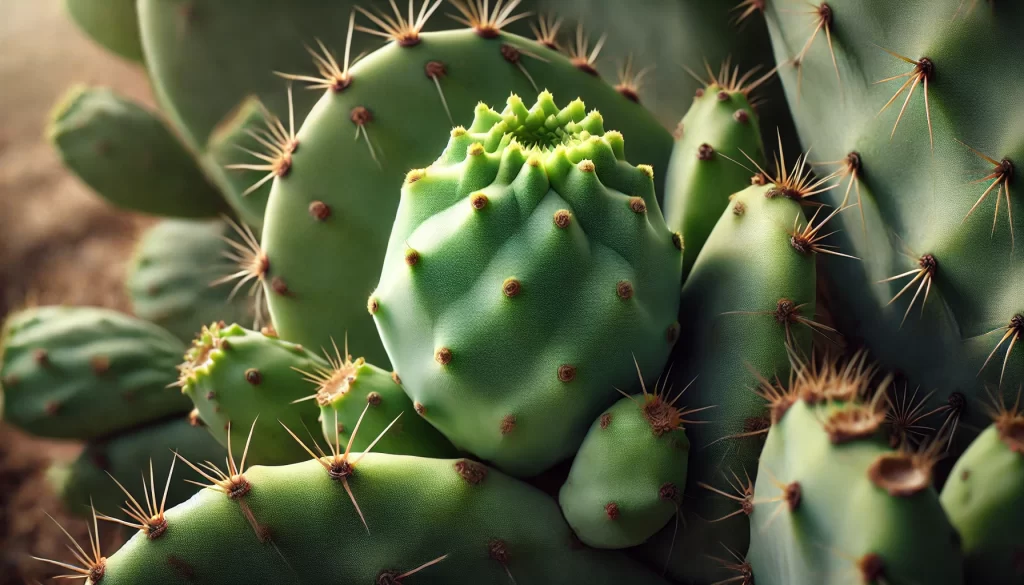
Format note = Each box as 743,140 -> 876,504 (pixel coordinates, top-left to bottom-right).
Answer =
559,386 -> 690,549
371,92 -> 682,476
47,415 -> 225,520
127,219 -> 255,342
48,86 -> 228,219
941,392 -> 1024,585
42,453 -> 670,585
1,306 -> 190,440
178,322 -> 327,466
257,20 -> 671,364
63,0 -> 144,63
763,0 -> 1024,439
747,357 -> 963,585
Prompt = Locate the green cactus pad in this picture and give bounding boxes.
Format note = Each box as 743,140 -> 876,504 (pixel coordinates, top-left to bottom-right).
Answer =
763,0 -> 1024,438
85,453 -> 669,585
202,96 -> 275,229
48,87 -> 228,219
748,386 -> 963,585
941,402 -> 1024,585
178,323 -> 326,466
559,390 -> 690,549
0,306 -> 189,440
314,350 -> 457,459
63,0 -> 145,63
127,219 -> 256,343
663,72 -> 765,276
371,92 -> 682,476
48,415 -> 225,521
260,27 -> 672,366
642,180 -> 821,583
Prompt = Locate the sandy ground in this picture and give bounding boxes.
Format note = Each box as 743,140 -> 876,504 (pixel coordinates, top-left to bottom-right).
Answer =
0,2 -> 154,582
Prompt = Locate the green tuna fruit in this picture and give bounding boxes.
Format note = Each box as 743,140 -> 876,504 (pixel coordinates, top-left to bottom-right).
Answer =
48,86 -> 228,219
127,219 -> 256,343
37,450 -> 671,585
312,347 -> 458,459
258,17 -> 672,364
178,322 -> 326,466
640,156 -> 834,583
0,306 -> 189,440
663,67 -> 767,276
747,359 -> 963,585
202,96 -> 275,230
63,0 -> 145,63
559,384 -> 691,549
371,92 -> 682,477
762,0 -> 1023,441
941,393 -> 1024,585
47,415 -> 225,522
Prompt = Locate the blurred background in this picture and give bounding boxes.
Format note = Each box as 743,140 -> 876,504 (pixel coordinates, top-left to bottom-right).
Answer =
0,3 -> 150,582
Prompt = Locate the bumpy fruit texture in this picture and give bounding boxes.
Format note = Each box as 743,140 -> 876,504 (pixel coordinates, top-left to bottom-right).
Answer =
202,97 -> 274,229
96,455 -> 669,585
763,0 -> 1024,433
127,219 -> 254,343
941,414 -> 1024,584
179,323 -> 326,466
261,27 -> 672,366
316,356 -> 457,458
0,306 -> 189,440
136,0 -> 374,150
559,393 -> 689,549
63,0 -> 144,63
371,92 -> 682,477
642,184 -> 816,583
48,86 -> 227,219
47,415 -> 225,519
749,398 -> 963,585
664,80 -> 765,276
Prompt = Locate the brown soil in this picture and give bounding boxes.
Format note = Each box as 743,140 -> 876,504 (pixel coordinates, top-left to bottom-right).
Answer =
0,3 -> 154,582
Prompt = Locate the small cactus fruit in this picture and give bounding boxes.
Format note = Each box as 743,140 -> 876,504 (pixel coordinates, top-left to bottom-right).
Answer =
663,61 -> 767,277
941,390 -> 1024,585
67,452 -> 668,585
371,92 -> 683,476
127,219 -> 255,343
763,0 -> 1024,438
47,415 -> 225,522
644,160 -> 824,583
177,322 -> 327,466
558,379 -> 692,549
0,306 -> 189,440
311,343 -> 457,458
48,86 -> 228,219
260,22 -> 672,366
63,0 -> 144,63
747,355 -> 964,585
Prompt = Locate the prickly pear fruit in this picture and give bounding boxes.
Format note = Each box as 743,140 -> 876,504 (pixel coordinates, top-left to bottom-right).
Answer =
663,66 -> 766,276
371,92 -> 682,477
63,0 -> 144,63
747,357 -> 963,585
178,323 -> 326,466
260,24 -> 672,365
313,348 -> 457,459
644,169 -> 821,583
80,452 -> 670,585
47,415 -> 225,520
941,394 -> 1024,585
48,86 -> 228,219
127,219 -> 255,343
559,384 -> 690,549
1,306 -> 189,440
